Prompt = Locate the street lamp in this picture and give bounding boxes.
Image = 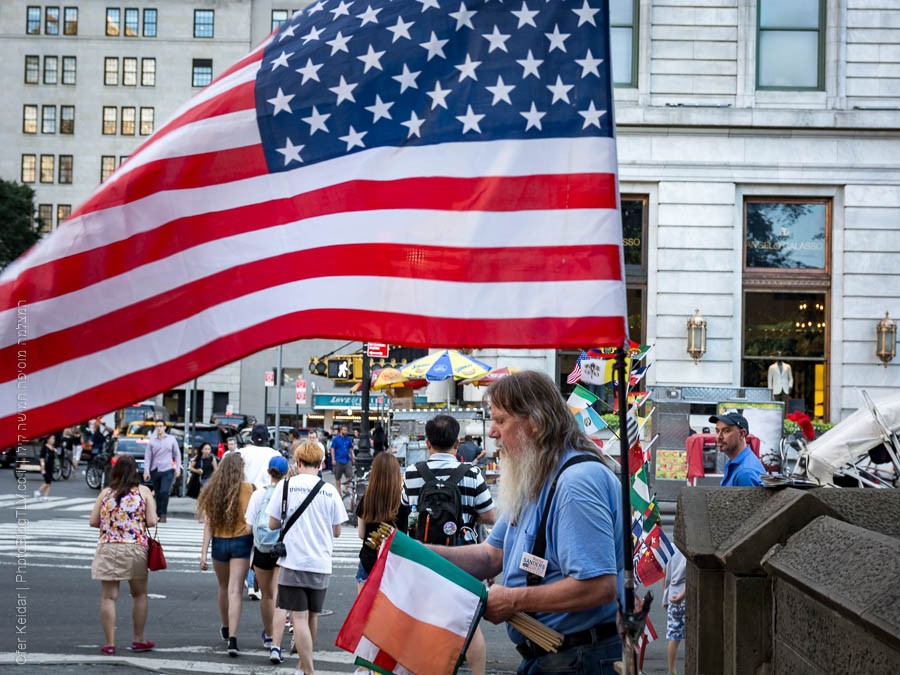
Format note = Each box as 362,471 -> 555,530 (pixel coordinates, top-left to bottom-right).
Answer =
686,308 -> 707,364
876,312 -> 896,367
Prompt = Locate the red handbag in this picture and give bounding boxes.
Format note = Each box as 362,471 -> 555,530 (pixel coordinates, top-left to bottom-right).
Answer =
147,526 -> 167,571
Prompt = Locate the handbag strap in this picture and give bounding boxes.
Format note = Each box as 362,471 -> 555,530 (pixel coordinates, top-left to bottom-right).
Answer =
277,478 -> 325,543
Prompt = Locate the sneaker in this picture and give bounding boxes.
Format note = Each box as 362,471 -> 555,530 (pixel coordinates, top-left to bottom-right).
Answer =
130,640 -> 155,652
261,629 -> 273,648
227,636 -> 239,657
100,645 -> 116,655
269,646 -> 283,664
290,636 -> 296,654
33,490 -> 41,498
220,625 -> 228,641
248,588 -> 262,601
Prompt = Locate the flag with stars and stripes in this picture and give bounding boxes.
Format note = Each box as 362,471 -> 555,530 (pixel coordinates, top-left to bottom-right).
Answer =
0,0 -> 628,447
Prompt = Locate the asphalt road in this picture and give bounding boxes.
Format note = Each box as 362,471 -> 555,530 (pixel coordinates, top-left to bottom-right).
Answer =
0,464 -> 675,674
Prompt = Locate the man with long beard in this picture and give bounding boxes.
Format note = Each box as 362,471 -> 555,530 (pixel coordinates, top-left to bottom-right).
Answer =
433,370 -> 624,674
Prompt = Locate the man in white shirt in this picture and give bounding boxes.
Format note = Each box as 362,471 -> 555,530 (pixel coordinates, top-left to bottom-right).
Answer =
238,424 -> 281,490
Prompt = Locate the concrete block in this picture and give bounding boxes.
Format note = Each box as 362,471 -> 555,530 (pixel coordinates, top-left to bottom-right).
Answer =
844,206 -> 900,232
656,225 -> 732,249
658,181 -> 735,205
692,40 -> 738,61
846,184 -> 900,208
811,490 -> 900,538
658,248 -> 733,271
844,229 -> 900,252
722,574 -> 772,675
845,251 -> 900,273
847,8 -> 900,29
651,40 -> 695,60
651,59 -> 737,76
684,564 -> 724,675
846,42 -> 880,62
657,203 -> 735,226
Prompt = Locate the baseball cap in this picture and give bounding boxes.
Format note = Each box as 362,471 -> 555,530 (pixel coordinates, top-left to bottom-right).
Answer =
708,411 -> 749,432
250,423 -> 269,444
268,455 -> 288,475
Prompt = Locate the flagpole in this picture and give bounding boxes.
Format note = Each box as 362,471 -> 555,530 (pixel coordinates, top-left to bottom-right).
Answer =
615,346 -> 636,674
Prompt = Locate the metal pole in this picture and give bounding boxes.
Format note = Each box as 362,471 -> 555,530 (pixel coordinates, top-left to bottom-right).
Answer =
182,379 -> 194,496
358,345 -> 372,471
275,346 -> 283,453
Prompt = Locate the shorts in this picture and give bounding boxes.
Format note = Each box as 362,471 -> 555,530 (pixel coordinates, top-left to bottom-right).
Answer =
355,562 -> 368,584
252,546 -> 281,571
42,471 -> 53,484
72,446 -> 83,464
92,542 -> 149,581
666,600 -> 685,641
333,462 -> 353,481
211,534 -> 253,563
277,584 -> 326,613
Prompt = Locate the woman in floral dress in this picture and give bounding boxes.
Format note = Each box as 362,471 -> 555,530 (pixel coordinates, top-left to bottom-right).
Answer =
89,453 -> 158,655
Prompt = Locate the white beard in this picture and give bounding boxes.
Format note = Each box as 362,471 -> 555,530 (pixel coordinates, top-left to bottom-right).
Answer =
497,439 -> 541,525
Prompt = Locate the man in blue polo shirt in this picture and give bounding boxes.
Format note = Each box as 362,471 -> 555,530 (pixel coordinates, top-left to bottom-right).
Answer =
709,411 -> 765,487
329,425 -> 355,495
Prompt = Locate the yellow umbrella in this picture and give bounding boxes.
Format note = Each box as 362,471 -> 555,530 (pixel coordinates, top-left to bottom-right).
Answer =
460,366 -> 521,387
349,367 -> 426,393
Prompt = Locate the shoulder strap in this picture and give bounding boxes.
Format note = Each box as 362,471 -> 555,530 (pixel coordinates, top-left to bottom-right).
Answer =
278,479 -> 325,542
416,461 -> 436,482
526,454 -> 603,587
445,462 -> 471,487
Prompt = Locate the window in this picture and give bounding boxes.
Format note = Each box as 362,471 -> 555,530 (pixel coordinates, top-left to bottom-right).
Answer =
745,200 -> 829,272
21,155 -> 37,183
37,204 -> 53,233
23,105 -> 38,134
119,155 -> 129,165
58,155 -> 73,184
104,57 -> 118,85
42,105 -> 57,134
27,6 -> 41,34
194,9 -> 214,38
124,8 -> 139,36
143,8 -> 157,37
140,107 -> 154,135
141,58 -> 156,86
106,8 -> 120,36
123,57 -> 137,85
621,195 -> 648,342
60,105 -> 74,133
610,0 -> 638,87
57,204 -> 72,225
64,7 -> 78,34
43,56 -> 58,84
46,6 -> 61,35
192,58 -> 213,87
25,55 -> 40,83
742,197 -> 831,419
121,107 -> 136,135
40,155 -> 55,183
757,0 -> 824,90
62,55 -> 76,84
272,9 -> 290,31
100,155 -> 116,182
102,106 -> 117,134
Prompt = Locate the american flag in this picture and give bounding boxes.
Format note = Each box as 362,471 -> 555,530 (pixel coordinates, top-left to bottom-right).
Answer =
0,0 -> 627,446
566,349 -> 588,384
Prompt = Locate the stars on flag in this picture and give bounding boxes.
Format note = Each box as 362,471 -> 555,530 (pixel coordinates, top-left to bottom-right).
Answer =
256,0 -> 613,172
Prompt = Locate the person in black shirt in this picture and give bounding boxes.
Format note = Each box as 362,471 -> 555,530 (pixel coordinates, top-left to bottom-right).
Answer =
371,424 -> 387,456
36,435 -> 57,501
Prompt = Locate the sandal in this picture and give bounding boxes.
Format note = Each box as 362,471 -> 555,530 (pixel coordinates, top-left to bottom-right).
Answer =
130,640 -> 155,652
100,645 -> 116,655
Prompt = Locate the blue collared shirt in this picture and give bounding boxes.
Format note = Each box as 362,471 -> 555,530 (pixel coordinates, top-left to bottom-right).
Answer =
720,447 -> 765,487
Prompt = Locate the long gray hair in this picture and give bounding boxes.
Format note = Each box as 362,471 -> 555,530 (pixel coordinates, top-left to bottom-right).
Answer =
486,370 -> 602,501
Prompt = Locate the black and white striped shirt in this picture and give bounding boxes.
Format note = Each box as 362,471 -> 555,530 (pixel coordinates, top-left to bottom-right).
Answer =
401,453 -> 494,527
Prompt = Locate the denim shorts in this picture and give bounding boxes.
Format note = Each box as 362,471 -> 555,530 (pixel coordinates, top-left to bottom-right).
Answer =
211,534 -> 253,563
355,562 -> 369,584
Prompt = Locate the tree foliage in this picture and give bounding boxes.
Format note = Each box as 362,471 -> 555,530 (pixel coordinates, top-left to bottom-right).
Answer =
0,179 -> 41,270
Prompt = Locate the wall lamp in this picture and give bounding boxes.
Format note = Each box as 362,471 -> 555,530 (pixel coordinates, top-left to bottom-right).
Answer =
686,308 -> 707,364
876,312 -> 896,367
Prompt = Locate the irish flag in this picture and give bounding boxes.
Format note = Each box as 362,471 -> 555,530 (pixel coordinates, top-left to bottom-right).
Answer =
336,530 -> 487,675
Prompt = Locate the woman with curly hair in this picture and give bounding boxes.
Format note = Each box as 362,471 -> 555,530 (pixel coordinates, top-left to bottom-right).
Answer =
89,453 -> 158,655
198,452 -> 254,657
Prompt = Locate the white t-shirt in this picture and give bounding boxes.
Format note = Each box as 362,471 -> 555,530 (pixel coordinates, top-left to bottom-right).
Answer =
237,445 -> 281,490
266,473 -> 347,574
244,483 -> 278,528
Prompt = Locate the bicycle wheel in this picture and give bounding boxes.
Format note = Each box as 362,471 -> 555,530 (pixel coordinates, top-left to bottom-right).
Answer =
61,455 -> 73,480
86,460 -> 104,489
52,463 -> 62,481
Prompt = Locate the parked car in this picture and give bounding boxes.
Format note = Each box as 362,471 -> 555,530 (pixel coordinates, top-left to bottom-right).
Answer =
238,425 -> 297,456
115,401 -> 168,428
111,436 -> 153,485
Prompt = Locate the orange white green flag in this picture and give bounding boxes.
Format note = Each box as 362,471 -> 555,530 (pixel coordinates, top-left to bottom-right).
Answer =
336,529 -> 487,675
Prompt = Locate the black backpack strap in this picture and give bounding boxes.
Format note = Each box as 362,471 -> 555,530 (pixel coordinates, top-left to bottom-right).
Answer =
445,462 -> 471,487
278,479 -> 325,543
415,461 -> 435,483
526,454 -> 602,587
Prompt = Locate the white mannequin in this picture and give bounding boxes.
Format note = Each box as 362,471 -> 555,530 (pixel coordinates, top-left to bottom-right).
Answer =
767,361 -> 793,396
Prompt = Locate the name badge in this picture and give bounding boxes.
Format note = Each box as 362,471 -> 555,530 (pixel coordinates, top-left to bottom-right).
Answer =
519,552 -> 548,578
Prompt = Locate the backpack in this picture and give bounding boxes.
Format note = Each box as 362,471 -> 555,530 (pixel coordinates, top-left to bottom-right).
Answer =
253,484 -> 280,553
412,461 -> 471,546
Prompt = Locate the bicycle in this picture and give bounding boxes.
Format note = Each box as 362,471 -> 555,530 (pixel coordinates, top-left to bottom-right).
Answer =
85,450 -> 113,490
342,469 -> 369,527
52,446 -> 73,481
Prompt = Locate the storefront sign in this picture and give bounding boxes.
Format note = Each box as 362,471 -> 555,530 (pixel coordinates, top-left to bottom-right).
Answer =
314,393 -> 420,410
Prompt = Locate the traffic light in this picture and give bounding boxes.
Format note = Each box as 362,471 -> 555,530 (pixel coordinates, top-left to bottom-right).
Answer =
326,355 -> 363,381
308,357 -> 327,376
